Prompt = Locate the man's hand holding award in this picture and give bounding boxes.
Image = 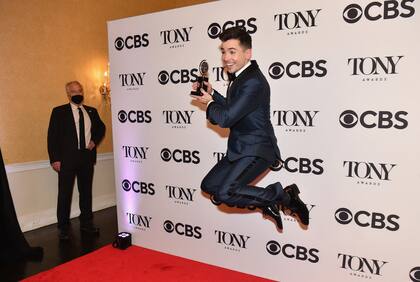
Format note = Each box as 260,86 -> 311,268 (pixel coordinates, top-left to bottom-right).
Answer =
190,60 -> 213,104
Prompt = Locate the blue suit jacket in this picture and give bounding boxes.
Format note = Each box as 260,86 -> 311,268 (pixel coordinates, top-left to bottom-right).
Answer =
206,60 -> 281,162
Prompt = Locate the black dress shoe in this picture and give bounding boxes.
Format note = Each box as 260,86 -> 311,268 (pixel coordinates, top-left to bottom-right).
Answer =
262,204 -> 283,230
80,225 -> 100,235
283,184 -> 309,225
59,230 -> 70,241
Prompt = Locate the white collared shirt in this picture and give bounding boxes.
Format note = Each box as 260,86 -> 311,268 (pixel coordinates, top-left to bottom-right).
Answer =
234,60 -> 251,79
70,103 -> 92,149
207,60 -> 252,106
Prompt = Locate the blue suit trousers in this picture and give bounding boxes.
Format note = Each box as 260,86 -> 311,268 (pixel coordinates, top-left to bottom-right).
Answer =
201,156 -> 285,208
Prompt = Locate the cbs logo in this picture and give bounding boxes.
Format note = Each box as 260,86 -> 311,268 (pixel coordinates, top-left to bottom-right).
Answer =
207,17 -> 257,39
121,179 -> 155,195
283,157 -> 324,175
343,0 -> 415,24
268,60 -> 327,79
114,34 -> 149,51
163,220 -> 202,239
158,69 -> 198,85
339,110 -> 408,129
161,148 -> 200,164
410,267 -> 420,282
118,110 -> 152,123
335,208 -> 399,231
266,240 -> 319,263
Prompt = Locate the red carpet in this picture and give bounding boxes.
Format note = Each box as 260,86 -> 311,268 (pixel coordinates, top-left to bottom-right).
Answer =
23,245 -> 274,282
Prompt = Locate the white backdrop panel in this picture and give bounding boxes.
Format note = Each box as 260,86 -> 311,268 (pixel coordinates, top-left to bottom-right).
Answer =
108,1 -> 420,281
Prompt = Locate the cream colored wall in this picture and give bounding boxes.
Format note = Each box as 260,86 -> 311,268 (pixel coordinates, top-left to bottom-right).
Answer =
6,154 -> 115,232
0,0 -> 212,164
0,0 -> 212,231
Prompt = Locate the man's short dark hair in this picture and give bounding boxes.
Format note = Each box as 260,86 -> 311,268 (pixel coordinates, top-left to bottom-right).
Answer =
219,27 -> 252,49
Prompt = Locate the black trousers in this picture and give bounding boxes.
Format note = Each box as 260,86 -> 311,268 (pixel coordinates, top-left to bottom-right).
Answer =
201,156 -> 286,208
57,150 -> 94,230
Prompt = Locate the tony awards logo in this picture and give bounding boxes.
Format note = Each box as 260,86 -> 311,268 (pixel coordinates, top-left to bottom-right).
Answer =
190,60 -> 209,96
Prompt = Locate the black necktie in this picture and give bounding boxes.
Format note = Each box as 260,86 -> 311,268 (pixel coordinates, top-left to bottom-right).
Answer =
78,107 -> 85,150
227,73 -> 236,103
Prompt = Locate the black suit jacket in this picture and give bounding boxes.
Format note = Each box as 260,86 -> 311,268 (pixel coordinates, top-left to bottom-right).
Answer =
207,60 -> 281,162
47,103 -> 105,166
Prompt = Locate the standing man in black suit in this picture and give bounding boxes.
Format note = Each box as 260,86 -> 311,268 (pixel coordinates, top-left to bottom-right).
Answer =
191,27 -> 309,231
48,81 -> 105,240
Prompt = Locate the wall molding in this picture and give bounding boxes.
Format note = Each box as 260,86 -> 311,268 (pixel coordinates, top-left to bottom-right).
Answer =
6,153 -> 117,232
19,194 -> 116,232
5,152 -> 114,173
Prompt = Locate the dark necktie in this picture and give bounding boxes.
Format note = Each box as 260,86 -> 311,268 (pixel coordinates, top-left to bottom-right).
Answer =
78,107 -> 85,150
227,73 -> 236,103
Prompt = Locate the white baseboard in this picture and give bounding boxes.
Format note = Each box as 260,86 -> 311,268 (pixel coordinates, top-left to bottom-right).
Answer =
20,194 -> 116,232
5,153 -> 116,232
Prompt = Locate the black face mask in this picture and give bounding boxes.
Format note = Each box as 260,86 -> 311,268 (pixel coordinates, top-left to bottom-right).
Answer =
71,95 -> 84,104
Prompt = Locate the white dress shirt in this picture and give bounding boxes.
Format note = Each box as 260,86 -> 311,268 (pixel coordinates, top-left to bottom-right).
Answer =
70,103 -> 92,149
207,60 -> 252,106
234,60 -> 251,78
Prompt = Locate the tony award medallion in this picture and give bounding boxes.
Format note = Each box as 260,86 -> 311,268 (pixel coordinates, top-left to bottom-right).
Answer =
190,60 -> 209,96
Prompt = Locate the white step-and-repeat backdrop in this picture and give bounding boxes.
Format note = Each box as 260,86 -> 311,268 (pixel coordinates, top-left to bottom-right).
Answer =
107,1 -> 420,281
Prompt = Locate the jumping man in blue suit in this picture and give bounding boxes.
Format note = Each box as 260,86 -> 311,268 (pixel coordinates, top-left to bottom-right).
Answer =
191,27 -> 309,231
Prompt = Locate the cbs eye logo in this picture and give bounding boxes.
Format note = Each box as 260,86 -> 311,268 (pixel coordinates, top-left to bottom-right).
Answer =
160,148 -> 171,162
342,1 -> 415,24
207,18 -> 257,39
114,34 -> 149,51
163,220 -> 175,233
122,179 -> 131,192
343,4 -> 363,23
118,110 -> 128,123
121,179 -> 155,195
335,208 -> 353,224
334,207 -> 400,231
163,220 -> 202,239
268,62 -> 285,79
265,240 -> 320,263
158,71 -> 169,85
207,23 -> 222,39
118,110 -> 152,124
410,267 -> 420,282
266,240 -> 281,255
339,110 -> 358,128
114,37 -> 125,51
160,148 -> 200,164
339,110 -> 408,129
157,69 -> 198,85
268,60 -> 327,79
